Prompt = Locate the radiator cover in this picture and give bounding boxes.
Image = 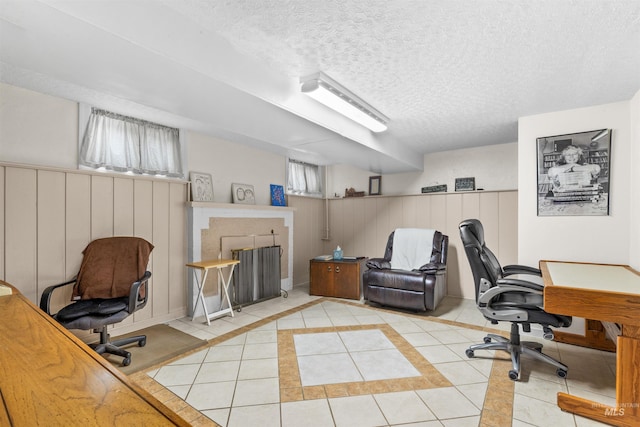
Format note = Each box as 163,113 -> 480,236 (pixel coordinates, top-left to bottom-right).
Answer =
232,246 -> 281,307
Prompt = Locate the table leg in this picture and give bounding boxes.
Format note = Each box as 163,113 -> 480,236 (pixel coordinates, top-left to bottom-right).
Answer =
198,265 -> 236,323
557,327 -> 640,426
192,268 -> 212,326
217,264 -> 236,318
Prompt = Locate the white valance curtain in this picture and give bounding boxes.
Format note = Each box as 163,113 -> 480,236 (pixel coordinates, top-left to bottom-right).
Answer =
80,108 -> 183,178
287,160 -> 321,195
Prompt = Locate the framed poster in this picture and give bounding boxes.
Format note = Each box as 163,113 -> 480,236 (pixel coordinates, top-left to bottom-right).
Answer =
189,171 -> 213,202
536,129 -> 611,216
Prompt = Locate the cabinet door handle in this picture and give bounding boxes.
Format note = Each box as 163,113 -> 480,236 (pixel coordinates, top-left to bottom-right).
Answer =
335,266 -> 340,273
327,266 -> 332,272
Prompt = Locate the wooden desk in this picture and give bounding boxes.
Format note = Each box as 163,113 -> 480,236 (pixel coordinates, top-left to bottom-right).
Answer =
186,258 -> 240,325
540,261 -> 640,426
0,281 -> 190,427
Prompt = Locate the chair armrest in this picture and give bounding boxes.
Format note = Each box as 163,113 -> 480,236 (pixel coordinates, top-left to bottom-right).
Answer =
39,278 -> 77,315
127,271 -> 152,313
497,277 -> 544,292
416,262 -> 446,274
478,282 -> 543,305
503,264 -> 541,276
366,258 -> 391,269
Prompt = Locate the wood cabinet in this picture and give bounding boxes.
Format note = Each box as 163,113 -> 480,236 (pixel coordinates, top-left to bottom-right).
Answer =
309,258 -> 366,300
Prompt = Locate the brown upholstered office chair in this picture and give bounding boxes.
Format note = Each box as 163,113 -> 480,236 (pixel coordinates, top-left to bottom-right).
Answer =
459,219 -> 571,380
40,237 -> 153,366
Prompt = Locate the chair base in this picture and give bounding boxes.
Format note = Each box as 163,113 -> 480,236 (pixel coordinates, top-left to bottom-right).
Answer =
466,323 -> 568,381
91,327 -> 146,367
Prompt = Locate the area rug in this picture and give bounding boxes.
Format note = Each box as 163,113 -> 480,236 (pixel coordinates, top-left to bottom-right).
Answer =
103,324 -> 208,375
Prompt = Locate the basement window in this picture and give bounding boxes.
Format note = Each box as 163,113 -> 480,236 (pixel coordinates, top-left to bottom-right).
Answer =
286,159 -> 323,198
79,107 -> 184,178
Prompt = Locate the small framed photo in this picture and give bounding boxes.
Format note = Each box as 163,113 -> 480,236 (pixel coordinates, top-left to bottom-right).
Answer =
270,184 -> 286,206
455,177 -> 475,192
189,172 -> 214,202
369,176 -> 382,196
232,183 -> 255,204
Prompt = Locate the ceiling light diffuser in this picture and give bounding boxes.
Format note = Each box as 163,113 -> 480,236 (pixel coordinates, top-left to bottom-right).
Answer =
300,72 -> 389,133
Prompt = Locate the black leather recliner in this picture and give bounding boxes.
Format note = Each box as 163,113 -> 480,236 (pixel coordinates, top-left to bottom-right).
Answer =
459,219 -> 572,381
363,229 -> 448,311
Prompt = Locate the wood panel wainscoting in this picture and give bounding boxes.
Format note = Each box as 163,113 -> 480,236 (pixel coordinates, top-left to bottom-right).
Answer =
0,163 -> 188,341
322,190 -> 518,300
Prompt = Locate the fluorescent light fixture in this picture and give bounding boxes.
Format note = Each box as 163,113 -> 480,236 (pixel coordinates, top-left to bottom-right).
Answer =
300,72 -> 389,133
591,129 -> 609,142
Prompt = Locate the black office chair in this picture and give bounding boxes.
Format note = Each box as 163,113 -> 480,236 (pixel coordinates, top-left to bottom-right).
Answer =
458,219 -> 571,381
40,236 -> 154,366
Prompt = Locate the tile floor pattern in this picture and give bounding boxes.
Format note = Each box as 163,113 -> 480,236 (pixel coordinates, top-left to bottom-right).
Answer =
131,286 -> 618,427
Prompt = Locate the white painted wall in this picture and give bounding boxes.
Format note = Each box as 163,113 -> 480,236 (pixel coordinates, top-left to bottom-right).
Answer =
2,82 -> 518,206
630,90 -> 640,271
0,83 -> 78,169
4,81 -> 637,273
187,132 -> 286,206
328,142 -> 518,197
0,83 -> 287,207
518,100 -> 634,268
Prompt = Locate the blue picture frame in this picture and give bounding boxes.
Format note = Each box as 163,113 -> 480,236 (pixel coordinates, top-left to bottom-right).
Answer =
270,184 -> 286,206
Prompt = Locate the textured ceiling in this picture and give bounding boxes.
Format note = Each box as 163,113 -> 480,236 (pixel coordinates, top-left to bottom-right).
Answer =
1,0 -> 639,173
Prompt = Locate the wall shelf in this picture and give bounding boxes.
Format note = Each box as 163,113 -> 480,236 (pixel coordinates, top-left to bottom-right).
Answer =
187,201 -> 295,212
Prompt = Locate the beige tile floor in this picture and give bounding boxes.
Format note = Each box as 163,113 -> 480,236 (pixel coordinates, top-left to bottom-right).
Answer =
141,286 -> 617,427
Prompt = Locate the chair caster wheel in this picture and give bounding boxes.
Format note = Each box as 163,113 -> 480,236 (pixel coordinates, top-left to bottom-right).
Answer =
556,368 -> 567,378
508,370 -> 519,381
483,336 -> 492,344
465,349 -> 474,358
122,357 -> 131,366
139,338 -> 146,347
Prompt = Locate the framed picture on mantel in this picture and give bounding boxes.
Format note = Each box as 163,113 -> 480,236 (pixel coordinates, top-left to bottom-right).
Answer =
189,172 -> 214,202
270,184 -> 286,206
232,183 -> 255,204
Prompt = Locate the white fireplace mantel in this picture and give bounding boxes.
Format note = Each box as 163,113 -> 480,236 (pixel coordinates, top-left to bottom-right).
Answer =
187,202 -> 294,317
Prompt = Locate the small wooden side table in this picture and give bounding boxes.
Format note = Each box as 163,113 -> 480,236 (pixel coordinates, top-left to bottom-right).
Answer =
186,258 -> 240,325
309,258 -> 367,300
